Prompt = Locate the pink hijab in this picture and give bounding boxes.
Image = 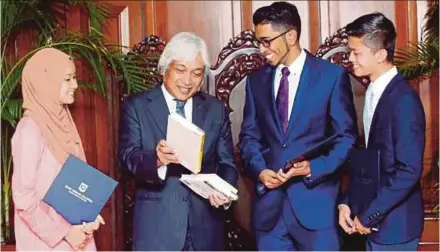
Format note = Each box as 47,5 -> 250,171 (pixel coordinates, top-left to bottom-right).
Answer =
21,48 -> 86,164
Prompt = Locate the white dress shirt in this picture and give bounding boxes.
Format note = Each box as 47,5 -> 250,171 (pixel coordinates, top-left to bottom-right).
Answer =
273,49 -> 307,121
158,85 -> 193,179
363,66 -> 398,146
274,50 -> 311,177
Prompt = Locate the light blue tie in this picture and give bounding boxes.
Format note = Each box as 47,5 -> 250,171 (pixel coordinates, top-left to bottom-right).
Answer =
174,99 -> 186,118
363,87 -> 375,146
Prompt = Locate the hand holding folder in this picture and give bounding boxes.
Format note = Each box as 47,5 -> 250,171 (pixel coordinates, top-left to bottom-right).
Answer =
43,155 -> 118,225
257,134 -> 339,196
282,134 -> 339,172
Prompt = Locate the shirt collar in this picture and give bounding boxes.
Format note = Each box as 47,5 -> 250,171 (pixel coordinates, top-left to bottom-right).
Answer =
161,84 -> 193,108
368,66 -> 398,94
277,49 -> 307,76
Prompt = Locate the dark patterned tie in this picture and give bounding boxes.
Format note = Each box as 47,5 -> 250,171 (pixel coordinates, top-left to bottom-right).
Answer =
276,67 -> 290,133
174,99 -> 186,118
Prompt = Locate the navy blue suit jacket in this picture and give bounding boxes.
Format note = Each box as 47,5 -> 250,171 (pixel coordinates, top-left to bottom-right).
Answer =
118,86 -> 238,250
239,52 -> 358,232
343,73 -> 426,245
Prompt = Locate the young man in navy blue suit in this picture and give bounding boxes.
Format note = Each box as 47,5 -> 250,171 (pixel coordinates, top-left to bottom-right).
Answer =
338,13 -> 426,251
118,32 -> 237,251
238,2 -> 358,250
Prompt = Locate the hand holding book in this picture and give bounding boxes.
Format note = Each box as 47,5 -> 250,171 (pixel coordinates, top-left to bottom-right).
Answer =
180,174 -> 238,202
208,195 -> 232,208
276,160 -> 311,181
156,139 -> 180,166
257,134 -> 339,196
166,113 -> 239,202
167,113 -> 204,173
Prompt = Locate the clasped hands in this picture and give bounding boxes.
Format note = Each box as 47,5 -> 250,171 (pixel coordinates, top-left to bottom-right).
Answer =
259,160 -> 311,189
338,204 -> 372,235
65,215 -> 105,250
156,140 -> 232,208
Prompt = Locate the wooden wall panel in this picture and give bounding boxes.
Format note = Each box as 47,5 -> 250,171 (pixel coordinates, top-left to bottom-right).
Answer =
166,1 -> 235,64
101,1 -> 145,48
65,1 -> 146,250
241,0 -> 253,30
395,0 -> 410,50
99,1 -> 168,48
251,1 -> 311,50
321,0 -> 395,41
395,0 -> 419,48
308,0 -> 321,53
145,0 -> 168,39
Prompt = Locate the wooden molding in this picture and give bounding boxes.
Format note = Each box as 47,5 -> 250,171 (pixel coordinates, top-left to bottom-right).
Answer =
408,0 -> 419,43
241,0 -> 253,31
308,0 -> 321,53
395,0 -> 418,50
145,0 -> 168,39
0,244 -> 15,251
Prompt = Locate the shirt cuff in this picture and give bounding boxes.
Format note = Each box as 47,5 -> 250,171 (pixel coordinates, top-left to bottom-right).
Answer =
158,165 -> 167,180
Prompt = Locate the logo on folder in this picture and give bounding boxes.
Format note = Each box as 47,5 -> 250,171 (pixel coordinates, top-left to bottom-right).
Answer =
78,182 -> 89,193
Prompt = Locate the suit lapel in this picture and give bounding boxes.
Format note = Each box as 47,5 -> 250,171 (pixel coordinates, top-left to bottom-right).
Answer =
192,92 -> 209,131
367,74 -> 402,146
263,66 -> 284,141
146,86 -> 169,137
286,53 -> 317,137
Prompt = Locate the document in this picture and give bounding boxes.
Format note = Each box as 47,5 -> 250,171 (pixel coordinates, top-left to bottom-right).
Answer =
256,134 -> 339,196
167,113 -> 205,174
180,174 -> 238,201
347,149 -> 381,216
43,155 -> 118,225
282,133 -> 339,172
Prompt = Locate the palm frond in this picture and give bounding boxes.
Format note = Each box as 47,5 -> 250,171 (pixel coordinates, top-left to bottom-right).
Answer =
1,99 -> 23,128
395,38 -> 439,80
1,0 -> 160,129
423,0 -> 439,43
1,127 -> 13,192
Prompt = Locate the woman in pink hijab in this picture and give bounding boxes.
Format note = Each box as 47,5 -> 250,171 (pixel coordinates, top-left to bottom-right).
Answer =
11,48 -> 103,251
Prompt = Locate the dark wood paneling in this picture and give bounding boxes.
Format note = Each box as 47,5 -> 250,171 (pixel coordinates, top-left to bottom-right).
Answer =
408,0 -> 418,44
64,3 -> 140,250
308,0 -> 321,53
418,218 -> 440,251
145,0 -> 168,39
241,0 -> 253,30
0,244 -> 15,251
394,0 -> 417,50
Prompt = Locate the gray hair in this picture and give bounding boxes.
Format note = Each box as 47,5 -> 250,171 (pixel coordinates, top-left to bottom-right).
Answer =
158,32 -> 211,75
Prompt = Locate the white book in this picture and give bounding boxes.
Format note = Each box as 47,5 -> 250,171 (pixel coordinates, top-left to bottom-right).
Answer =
180,174 -> 238,201
166,113 -> 205,174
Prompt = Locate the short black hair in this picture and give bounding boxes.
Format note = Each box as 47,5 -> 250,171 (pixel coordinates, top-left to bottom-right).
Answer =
345,12 -> 397,62
253,1 -> 302,40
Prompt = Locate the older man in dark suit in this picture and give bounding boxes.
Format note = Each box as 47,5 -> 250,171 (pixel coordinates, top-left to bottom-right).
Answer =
118,32 -> 238,251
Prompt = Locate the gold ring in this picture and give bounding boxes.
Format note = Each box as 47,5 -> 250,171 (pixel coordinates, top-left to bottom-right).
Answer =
79,243 -> 85,249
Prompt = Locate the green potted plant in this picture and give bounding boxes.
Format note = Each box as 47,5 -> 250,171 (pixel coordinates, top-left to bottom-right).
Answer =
395,0 -> 438,80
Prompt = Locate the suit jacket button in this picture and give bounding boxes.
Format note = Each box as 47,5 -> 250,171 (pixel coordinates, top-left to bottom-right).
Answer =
182,196 -> 189,202
282,144 -> 287,148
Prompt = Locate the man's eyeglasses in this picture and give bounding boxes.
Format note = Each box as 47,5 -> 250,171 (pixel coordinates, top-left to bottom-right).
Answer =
257,29 -> 292,48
